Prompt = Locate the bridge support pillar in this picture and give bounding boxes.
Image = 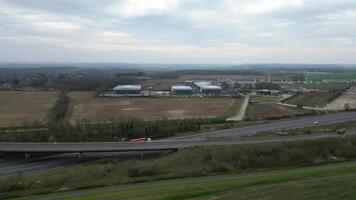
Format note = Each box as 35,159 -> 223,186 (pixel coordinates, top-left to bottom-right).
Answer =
78,152 -> 83,160
140,152 -> 144,158
24,153 -> 31,160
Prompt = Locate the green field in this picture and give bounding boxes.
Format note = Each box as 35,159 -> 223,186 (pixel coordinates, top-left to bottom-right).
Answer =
284,92 -> 339,107
308,72 -> 356,82
279,82 -> 351,91
13,162 -> 356,200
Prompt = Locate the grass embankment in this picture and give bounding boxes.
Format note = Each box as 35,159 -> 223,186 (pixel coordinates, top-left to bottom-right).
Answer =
14,162 -> 356,200
3,136 -> 356,199
284,92 -> 340,107
245,103 -> 315,120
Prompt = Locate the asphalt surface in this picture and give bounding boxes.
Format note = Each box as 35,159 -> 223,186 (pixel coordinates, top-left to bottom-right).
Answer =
0,132 -> 354,177
171,111 -> 356,140
1,111 -> 356,177
1,111 -> 356,153
0,131 -> 355,153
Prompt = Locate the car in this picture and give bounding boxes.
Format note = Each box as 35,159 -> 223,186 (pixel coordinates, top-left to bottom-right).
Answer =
313,121 -> 319,125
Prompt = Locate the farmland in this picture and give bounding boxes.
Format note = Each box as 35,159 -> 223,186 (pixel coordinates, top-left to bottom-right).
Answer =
67,91 -> 242,123
284,92 -> 340,108
308,72 -> 356,82
179,74 -> 286,81
245,103 -> 314,120
279,82 -> 351,91
0,91 -> 59,127
250,95 -> 279,103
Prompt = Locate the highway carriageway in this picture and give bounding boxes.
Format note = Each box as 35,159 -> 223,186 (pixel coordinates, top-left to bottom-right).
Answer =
170,111 -> 356,140
0,111 -> 356,154
0,132 -> 355,154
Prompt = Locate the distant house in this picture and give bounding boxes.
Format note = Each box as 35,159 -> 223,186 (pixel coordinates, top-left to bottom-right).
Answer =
256,89 -> 280,96
171,85 -> 193,96
113,85 -> 142,97
0,82 -> 11,89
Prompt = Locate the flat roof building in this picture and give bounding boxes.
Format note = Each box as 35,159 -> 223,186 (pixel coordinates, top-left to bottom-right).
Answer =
171,85 -> 193,96
113,85 -> 142,96
194,82 -> 222,95
256,89 -> 280,96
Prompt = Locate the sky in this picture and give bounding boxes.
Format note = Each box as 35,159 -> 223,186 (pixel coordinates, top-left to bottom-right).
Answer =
0,0 -> 356,64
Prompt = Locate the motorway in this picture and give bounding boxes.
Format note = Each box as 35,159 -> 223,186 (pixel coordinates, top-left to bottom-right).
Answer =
0,131 -> 355,153
0,132 -> 355,177
1,111 -> 356,176
1,111 -> 356,153
171,111 -> 356,140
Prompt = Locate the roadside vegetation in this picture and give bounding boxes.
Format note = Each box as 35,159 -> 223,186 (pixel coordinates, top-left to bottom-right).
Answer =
47,90 -> 70,124
13,163 -> 356,200
2,136 -> 356,199
0,117 -> 228,142
245,121 -> 356,138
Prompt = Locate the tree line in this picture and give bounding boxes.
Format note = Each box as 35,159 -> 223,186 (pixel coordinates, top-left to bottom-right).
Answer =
0,117 -> 226,142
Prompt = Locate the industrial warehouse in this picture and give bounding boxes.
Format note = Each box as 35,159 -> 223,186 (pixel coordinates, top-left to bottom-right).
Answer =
171,85 -> 193,96
113,85 -> 142,97
106,81 -> 224,97
104,78 -> 285,98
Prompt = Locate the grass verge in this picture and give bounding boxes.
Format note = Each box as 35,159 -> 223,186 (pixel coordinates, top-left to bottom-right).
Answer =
3,135 -> 356,199
12,161 -> 356,200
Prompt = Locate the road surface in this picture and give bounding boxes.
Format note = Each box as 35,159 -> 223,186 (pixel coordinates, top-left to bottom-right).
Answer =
1,111 -> 356,176
0,132 -> 354,153
0,132 -> 354,177
227,95 -> 249,121
172,111 -> 356,140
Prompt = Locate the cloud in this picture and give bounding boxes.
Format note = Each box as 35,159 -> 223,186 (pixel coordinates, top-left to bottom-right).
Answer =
236,0 -> 305,15
110,0 -> 180,18
318,10 -> 356,21
0,0 -> 356,63
0,1 -> 85,33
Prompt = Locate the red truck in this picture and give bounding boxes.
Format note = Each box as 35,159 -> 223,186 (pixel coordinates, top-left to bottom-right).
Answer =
129,137 -> 152,143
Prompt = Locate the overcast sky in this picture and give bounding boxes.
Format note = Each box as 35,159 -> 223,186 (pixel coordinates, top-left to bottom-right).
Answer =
0,0 -> 356,64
